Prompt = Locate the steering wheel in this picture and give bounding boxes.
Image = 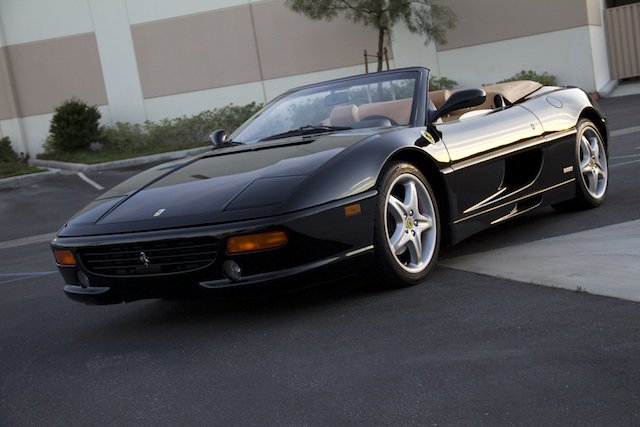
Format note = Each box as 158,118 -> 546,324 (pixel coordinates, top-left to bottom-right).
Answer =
360,115 -> 400,126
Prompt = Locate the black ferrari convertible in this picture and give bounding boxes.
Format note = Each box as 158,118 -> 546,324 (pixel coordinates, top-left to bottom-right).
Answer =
51,67 -> 609,304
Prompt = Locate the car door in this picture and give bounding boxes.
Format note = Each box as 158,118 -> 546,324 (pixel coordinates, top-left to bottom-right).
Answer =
437,105 -> 545,222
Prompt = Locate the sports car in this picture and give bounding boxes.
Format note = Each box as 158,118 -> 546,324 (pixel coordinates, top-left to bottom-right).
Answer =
51,67 -> 609,304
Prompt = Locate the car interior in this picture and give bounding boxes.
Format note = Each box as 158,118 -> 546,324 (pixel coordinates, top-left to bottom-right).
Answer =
327,80 -> 544,127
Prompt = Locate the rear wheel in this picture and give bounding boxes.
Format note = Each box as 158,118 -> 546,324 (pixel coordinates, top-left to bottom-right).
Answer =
370,162 -> 440,288
553,119 -> 608,211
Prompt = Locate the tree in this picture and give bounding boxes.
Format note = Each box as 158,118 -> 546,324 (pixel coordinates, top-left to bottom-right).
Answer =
285,0 -> 456,72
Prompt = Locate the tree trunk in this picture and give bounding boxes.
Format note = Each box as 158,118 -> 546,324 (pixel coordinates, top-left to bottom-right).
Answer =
377,27 -> 385,72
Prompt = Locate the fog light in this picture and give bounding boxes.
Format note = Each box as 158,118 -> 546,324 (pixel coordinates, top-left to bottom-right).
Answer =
223,260 -> 242,282
226,231 -> 288,254
53,249 -> 76,266
77,271 -> 90,288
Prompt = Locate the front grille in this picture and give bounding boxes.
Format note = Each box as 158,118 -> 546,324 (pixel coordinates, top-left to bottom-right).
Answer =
79,237 -> 218,276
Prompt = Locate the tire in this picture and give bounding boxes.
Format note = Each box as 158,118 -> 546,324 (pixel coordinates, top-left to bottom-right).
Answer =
370,162 -> 441,288
553,119 -> 609,212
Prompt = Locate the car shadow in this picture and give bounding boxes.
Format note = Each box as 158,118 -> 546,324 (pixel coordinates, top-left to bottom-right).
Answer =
82,275 -> 373,328
72,268 -> 453,341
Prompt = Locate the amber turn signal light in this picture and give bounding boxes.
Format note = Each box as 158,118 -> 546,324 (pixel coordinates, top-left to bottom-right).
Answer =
53,249 -> 76,266
344,203 -> 362,217
226,231 -> 288,254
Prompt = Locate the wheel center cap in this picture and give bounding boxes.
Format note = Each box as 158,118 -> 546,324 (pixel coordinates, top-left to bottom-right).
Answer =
406,217 -> 414,230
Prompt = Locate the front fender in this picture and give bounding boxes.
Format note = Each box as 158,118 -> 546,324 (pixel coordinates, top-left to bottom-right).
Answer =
278,127 -> 451,213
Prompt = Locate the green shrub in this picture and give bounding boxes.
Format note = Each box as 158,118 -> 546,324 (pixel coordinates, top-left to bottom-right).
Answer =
102,102 -> 263,151
498,70 -> 558,86
101,122 -> 147,150
0,136 -> 43,178
39,101 -> 263,162
0,136 -> 17,163
429,76 -> 458,91
48,98 -> 102,153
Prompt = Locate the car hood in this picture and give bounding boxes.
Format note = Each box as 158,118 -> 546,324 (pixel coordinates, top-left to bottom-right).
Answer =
59,131 -> 382,237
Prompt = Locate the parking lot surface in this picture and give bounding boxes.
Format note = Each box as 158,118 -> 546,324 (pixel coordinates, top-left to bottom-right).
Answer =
1,95 -> 639,425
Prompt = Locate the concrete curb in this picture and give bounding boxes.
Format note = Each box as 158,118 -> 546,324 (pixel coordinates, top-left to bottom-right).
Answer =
29,146 -> 210,172
0,168 -> 61,190
2,146 -> 210,190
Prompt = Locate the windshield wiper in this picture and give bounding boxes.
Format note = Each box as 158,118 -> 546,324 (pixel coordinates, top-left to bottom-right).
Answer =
211,139 -> 244,149
258,125 -> 351,142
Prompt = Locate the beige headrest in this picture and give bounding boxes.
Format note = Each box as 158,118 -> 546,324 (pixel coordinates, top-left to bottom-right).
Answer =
429,90 -> 451,108
329,104 -> 359,126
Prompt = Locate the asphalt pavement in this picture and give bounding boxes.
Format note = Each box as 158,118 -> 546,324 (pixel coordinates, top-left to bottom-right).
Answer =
1,94 -> 639,426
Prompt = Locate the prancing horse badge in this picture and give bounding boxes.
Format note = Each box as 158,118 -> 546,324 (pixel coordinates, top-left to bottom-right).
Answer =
420,130 -> 436,145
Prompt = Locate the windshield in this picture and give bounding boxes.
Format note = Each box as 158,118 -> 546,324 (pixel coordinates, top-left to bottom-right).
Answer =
231,71 -> 419,144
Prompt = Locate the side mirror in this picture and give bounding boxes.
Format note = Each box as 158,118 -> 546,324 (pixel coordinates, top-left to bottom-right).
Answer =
209,129 -> 227,146
430,89 -> 486,123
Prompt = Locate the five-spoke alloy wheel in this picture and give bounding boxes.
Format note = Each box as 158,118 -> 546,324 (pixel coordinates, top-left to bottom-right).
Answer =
578,122 -> 608,201
554,119 -> 608,211
372,162 -> 440,287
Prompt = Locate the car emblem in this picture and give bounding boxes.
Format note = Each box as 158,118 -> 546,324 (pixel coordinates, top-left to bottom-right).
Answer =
420,130 -> 436,145
153,209 -> 166,217
406,217 -> 414,230
139,251 -> 150,269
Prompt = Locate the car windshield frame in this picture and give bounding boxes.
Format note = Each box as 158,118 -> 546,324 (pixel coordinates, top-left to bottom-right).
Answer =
230,69 -> 427,145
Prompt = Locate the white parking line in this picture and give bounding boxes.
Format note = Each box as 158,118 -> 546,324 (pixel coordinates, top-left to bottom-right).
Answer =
610,153 -> 640,160
77,172 -> 104,190
0,271 -> 57,285
0,232 -> 56,250
610,158 -> 640,169
611,126 -> 640,137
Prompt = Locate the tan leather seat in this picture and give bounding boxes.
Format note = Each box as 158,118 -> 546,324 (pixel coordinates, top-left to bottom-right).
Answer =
357,98 -> 412,125
329,104 -> 359,126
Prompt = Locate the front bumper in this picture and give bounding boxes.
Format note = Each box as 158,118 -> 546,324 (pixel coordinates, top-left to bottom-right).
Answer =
53,193 -> 376,304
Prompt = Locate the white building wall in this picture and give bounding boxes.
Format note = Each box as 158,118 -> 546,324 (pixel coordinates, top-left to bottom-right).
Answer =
436,27 -> 598,91
390,23 -> 439,76
20,113 -> 55,156
0,118 -> 27,155
588,25 -> 612,92
88,0 -> 146,124
262,64 -> 382,101
143,64 -> 388,122
144,82 -> 264,122
590,0 -> 612,93
0,0 -> 93,45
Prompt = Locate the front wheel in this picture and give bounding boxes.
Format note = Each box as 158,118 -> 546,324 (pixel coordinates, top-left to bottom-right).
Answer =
553,119 -> 608,212
370,162 -> 441,288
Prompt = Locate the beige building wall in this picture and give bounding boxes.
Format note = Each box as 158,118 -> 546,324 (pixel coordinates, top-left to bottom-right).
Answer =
7,33 -> 108,118
250,1 -> 380,80
437,0 -> 601,51
0,47 -> 17,121
132,6 -> 263,99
